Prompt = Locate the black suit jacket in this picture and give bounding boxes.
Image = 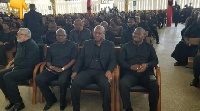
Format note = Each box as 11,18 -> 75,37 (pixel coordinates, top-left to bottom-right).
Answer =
24,10 -> 42,42
73,39 -> 116,73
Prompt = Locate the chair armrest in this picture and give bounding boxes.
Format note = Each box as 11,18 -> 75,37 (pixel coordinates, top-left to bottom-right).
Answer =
6,61 -> 14,69
155,65 -> 161,87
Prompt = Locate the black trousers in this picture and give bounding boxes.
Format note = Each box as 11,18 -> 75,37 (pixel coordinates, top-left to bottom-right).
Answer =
193,55 -> 200,79
0,45 -> 7,65
35,69 -> 71,105
0,67 -> 33,103
119,70 -> 159,111
152,29 -> 159,43
71,69 -> 111,111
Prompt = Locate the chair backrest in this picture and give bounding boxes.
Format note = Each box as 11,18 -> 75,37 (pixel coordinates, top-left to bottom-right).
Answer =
38,44 -> 47,62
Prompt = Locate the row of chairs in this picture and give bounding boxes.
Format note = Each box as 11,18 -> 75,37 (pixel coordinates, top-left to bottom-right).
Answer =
5,36 -> 161,111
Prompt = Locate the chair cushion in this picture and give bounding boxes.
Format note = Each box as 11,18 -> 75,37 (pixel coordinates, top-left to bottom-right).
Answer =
130,86 -> 148,92
83,84 -> 100,91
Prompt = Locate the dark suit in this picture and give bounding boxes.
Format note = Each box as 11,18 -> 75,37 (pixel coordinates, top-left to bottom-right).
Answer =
24,10 -> 42,43
71,39 -> 116,111
0,39 -> 40,104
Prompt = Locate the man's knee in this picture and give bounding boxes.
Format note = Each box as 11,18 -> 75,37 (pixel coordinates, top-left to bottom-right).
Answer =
119,78 -> 130,89
35,75 -> 47,85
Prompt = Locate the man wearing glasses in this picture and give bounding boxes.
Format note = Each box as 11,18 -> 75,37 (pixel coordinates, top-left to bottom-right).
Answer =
0,28 -> 40,111
35,28 -> 78,111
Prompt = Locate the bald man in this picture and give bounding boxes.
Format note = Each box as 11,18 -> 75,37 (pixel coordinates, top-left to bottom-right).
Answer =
118,27 -> 159,111
35,28 -> 78,111
71,25 -> 116,111
69,19 -> 92,46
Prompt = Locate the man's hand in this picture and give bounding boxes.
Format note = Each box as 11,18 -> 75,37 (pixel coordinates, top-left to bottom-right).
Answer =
105,71 -> 112,83
0,42 -> 4,45
137,64 -> 147,73
53,67 -> 63,73
130,64 -> 140,71
71,72 -> 77,80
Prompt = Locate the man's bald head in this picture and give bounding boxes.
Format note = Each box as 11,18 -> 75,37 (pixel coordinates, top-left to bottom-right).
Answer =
56,28 -> 67,43
132,27 -> 145,44
93,25 -> 105,43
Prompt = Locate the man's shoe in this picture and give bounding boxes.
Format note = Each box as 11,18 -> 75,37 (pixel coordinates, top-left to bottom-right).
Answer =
60,103 -> 67,110
126,107 -> 133,111
156,42 -> 159,44
174,62 -> 180,66
43,99 -> 57,111
5,103 -> 14,110
10,102 -> 25,111
190,79 -> 199,87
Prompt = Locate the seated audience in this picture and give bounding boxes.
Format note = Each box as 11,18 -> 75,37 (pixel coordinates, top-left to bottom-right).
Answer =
118,27 -> 159,111
121,17 -> 137,45
109,18 -> 123,37
0,22 -> 15,66
69,19 -> 92,46
0,28 -> 40,111
82,17 -> 93,31
44,22 -> 57,46
63,17 -> 74,35
71,25 -> 116,111
100,21 -> 115,43
35,28 -> 78,110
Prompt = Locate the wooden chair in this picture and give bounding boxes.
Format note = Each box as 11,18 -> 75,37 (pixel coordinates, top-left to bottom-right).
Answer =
5,44 -> 46,104
115,65 -> 161,111
187,38 -> 200,68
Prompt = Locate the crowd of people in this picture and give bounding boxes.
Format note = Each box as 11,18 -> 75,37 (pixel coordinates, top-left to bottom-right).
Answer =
0,2 -> 199,111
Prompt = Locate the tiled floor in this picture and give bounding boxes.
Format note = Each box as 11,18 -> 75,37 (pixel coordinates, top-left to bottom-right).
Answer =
1,24 -> 200,111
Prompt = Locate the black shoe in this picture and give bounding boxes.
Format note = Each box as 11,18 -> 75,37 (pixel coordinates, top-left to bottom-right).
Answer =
156,42 -> 159,44
10,102 -> 25,111
190,79 -> 199,87
126,107 -> 133,111
5,103 -> 14,110
60,103 -> 67,110
43,99 -> 57,111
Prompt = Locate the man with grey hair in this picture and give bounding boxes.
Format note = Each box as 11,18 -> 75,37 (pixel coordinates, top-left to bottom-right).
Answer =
118,27 -> 159,111
0,28 -> 40,111
36,28 -> 78,111
71,25 -> 116,111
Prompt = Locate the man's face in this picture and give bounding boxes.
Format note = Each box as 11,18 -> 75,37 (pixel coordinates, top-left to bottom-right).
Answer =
132,29 -> 144,43
56,30 -> 67,43
48,24 -> 57,32
127,19 -> 135,28
83,18 -> 89,26
93,27 -> 104,42
74,20 -> 83,31
2,23 -> 9,30
16,31 -> 27,43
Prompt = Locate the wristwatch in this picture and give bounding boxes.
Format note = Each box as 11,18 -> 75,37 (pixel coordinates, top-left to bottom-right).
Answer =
146,63 -> 149,67
62,67 -> 65,71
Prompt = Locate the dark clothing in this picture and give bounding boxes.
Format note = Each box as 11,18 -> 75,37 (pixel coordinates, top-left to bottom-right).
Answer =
69,28 -> 92,46
84,25 -> 93,32
47,40 -> 78,68
14,39 -> 40,69
121,27 -> 136,45
72,39 -> 116,73
24,10 -> 42,43
36,40 -> 78,105
173,5 -> 180,27
44,31 -> 56,46
0,31 -> 16,65
89,44 -> 103,70
71,39 -> 116,111
193,55 -> 200,79
138,21 -> 152,37
118,41 -> 159,111
71,69 -> 110,111
63,23 -> 74,36
184,21 -> 200,38
0,39 -> 40,104
105,30 -> 115,43
148,18 -> 159,43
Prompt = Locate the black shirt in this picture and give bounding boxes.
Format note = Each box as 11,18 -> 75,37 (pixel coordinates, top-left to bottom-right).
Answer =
14,39 -> 40,69
118,41 -> 158,70
105,30 -> 115,43
89,44 -> 103,70
46,40 -> 78,68
45,31 -> 56,46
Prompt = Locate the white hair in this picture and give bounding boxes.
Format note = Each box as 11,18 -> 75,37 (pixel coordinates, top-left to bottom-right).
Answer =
56,28 -> 67,35
18,28 -> 31,38
94,25 -> 105,39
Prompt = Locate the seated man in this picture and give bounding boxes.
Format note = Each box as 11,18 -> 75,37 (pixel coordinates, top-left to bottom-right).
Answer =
44,22 -> 57,46
100,21 -> 115,43
35,28 -> 78,110
69,19 -> 92,46
0,28 -> 40,111
0,22 -> 16,66
190,54 -> 200,87
71,25 -> 116,111
118,27 -> 159,111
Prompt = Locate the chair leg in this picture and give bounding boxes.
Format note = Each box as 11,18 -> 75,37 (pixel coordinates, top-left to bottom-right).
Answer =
40,92 -> 44,103
157,93 -> 161,111
32,85 -> 37,104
